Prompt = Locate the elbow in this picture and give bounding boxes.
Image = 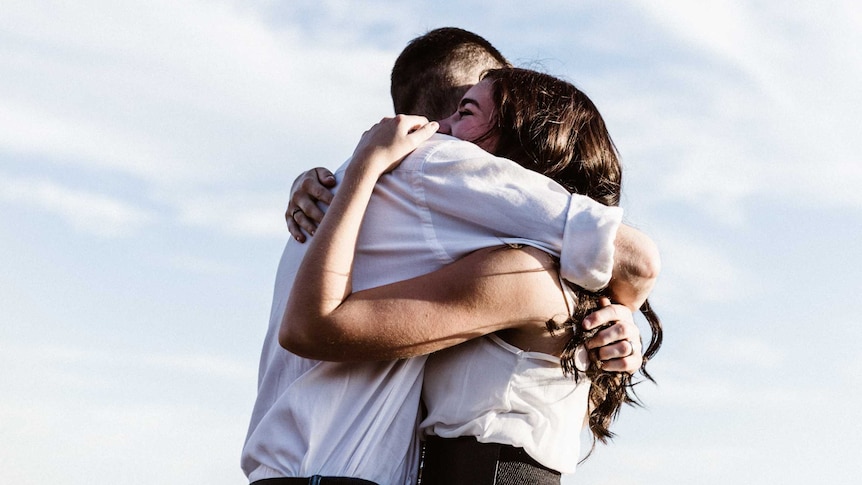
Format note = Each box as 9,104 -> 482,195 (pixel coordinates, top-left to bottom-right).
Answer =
610,227 -> 661,310
635,238 -> 661,282
279,321 -> 324,358
278,312 -> 347,361
278,307 -> 318,357
624,238 -> 660,298
616,225 -> 661,282
278,323 -> 301,353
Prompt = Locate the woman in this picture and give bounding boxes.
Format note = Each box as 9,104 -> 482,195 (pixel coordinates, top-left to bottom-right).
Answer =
283,68 -> 661,483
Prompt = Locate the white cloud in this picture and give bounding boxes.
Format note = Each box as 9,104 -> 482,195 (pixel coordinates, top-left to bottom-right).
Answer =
0,398 -> 248,484
0,338 -> 254,483
2,4 -> 859,485
0,0 -> 394,189
638,358 -> 818,411
0,340 -> 256,386
168,189 -> 290,239
622,0 -> 862,215
168,254 -> 243,276
704,334 -> 786,370
646,233 -> 756,307
570,442 -> 757,485
0,0 -> 405,245
0,174 -> 155,237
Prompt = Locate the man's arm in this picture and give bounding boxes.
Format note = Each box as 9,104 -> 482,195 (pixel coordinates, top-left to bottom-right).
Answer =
287,138 -> 625,292
287,164 -> 661,307
608,224 -> 661,311
283,139 -> 657,367
409,139 -> 623,292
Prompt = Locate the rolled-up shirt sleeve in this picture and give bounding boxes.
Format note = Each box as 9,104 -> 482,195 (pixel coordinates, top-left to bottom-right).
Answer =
406,136 -> 622,291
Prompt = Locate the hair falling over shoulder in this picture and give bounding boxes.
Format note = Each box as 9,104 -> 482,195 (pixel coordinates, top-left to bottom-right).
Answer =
548,292 -> 662,458
482,67 -> 663,454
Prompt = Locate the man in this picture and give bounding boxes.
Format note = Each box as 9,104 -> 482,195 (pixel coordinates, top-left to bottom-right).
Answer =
242,28 -> 656,485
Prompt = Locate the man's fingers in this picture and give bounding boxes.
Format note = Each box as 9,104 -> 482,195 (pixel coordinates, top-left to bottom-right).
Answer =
313,167 -> 337,188
583,300 -> 644,375
287,216 -> 306,243
592,336 -> 643,374
595,352 -> 643,374
585,319 -> 638,349
293,209 -> 319,237
593,337 -> 638,360
295,199 -> 326,225
298,176 -> 335,208
582,303 -> 630,331
285,166 -> 337,241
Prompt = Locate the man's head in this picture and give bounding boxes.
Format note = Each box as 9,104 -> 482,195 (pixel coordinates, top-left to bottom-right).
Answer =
390,27 -> 509,121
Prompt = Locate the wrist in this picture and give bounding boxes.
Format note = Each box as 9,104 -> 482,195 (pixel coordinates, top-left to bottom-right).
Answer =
346,153 -> 388,180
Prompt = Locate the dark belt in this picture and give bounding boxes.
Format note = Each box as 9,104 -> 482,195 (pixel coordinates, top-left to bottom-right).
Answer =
418,435 -> 561,485
252,477 -> 378,485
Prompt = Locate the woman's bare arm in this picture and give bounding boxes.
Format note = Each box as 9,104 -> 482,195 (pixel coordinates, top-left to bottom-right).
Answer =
281,245 -> 573,361
280,115 -> 442,357
280,115 -> 647,367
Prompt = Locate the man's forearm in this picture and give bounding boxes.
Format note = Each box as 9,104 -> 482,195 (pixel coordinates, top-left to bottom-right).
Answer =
608,224 -> 660,311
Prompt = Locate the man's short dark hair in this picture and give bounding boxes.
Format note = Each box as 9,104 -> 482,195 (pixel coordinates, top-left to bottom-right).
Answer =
390,27 -> 509,120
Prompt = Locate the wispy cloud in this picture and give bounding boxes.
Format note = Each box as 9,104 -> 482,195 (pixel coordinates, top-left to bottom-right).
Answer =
0,0 -> 394,189
0,340 -> 256,385
647,233 -> 757,307
0,337 -> 256,482
0,174 -> 156,237
167,189 -> 289,239
621,0 -> 862,216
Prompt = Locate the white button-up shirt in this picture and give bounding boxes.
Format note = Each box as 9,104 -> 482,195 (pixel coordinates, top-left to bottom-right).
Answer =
241,134 -> 622,484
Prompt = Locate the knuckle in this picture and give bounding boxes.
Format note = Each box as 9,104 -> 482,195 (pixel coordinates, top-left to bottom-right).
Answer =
605,324 -> 624,341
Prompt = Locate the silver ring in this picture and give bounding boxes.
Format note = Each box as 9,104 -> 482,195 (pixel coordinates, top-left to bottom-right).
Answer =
625,339 -> 635,357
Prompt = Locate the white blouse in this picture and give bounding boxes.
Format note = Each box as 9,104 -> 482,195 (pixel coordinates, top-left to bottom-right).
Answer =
419,334 -> 591,474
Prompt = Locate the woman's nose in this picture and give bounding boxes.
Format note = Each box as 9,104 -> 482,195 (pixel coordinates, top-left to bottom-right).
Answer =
436,114 -> 454,135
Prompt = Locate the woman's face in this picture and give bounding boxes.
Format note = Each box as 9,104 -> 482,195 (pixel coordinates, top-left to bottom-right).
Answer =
437,79 -> 499,153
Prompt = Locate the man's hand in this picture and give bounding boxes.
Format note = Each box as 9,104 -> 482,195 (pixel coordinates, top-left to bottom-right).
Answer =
583,297 -> 643,374
286,168 -> 336,242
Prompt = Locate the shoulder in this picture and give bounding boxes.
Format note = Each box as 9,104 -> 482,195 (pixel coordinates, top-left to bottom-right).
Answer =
400,134 -> 503,169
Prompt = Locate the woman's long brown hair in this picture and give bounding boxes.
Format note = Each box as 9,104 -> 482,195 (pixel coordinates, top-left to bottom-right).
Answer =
481,67 -> 663,453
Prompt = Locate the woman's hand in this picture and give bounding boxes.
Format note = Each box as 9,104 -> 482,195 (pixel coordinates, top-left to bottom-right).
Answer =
349,115 -> 438,177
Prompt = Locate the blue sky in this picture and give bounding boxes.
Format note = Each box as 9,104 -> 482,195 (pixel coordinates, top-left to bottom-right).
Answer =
1,1 -> 860,484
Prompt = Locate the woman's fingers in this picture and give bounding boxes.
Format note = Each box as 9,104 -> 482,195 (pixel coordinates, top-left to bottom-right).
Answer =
408,119 -> 439,143
353,115 -> 438,174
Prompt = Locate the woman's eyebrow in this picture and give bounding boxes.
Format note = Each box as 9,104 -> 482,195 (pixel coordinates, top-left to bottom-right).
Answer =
459,97 -> 481,110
